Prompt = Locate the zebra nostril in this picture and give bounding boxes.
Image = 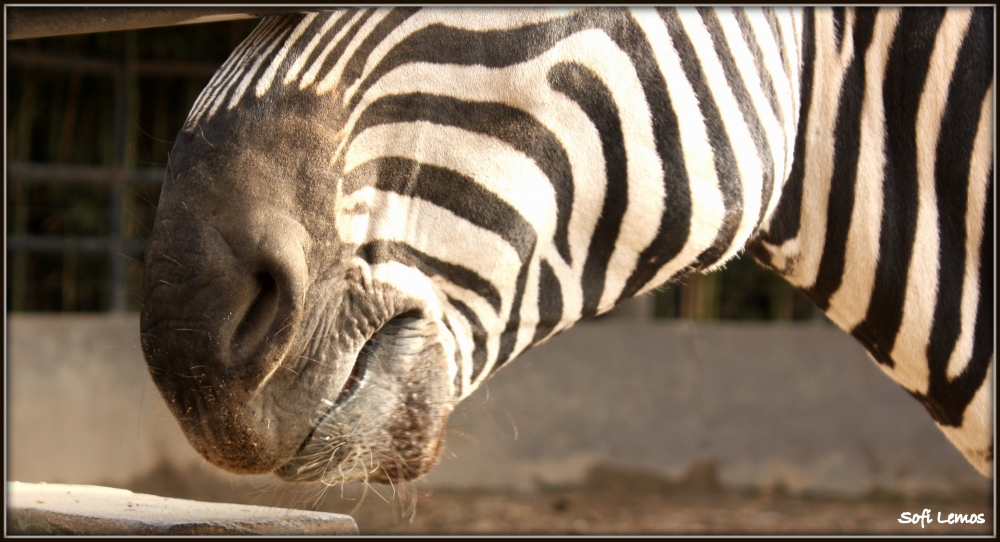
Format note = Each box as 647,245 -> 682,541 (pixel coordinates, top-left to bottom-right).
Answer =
232,271 -> 281,358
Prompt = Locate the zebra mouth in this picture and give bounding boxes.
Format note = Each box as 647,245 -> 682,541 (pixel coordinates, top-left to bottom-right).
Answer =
333,310 -> 423,406
332,337 -> 370,406
276,307 -> 447,483
292,310 -> 424,450
275,310 -> 433,481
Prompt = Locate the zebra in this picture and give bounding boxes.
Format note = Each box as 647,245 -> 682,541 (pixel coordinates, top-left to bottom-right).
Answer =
140,7 -> 994,488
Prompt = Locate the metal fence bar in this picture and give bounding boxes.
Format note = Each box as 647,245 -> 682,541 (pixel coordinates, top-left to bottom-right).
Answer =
135,60 -> 219,79
7,235 -> 146,254
7,50 -> 222,79
7,162 -> 165,185
6,7 -> 315,40
108,43 -> 130,312
6,50 -> 120,74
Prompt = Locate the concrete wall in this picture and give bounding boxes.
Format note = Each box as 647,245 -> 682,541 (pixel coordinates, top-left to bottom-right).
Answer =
7,315 -> 989,497
7,315 -> 207,487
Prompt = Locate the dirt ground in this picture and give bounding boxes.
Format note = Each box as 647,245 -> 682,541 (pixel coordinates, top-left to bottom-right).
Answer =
340,489 -> 993,535
122,461 -> 993,535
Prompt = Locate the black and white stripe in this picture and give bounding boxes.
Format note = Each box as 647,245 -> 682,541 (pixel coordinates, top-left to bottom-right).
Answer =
749,7 -> 993,474
184,7 -> 993,475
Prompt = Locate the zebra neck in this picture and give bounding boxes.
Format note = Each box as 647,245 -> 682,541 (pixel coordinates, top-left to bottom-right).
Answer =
750,7 -> 994,439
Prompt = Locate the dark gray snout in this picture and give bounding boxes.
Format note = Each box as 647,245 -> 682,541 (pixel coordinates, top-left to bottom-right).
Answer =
140,165 -> 314,473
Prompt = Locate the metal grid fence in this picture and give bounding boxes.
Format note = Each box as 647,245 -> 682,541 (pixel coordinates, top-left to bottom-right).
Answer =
7,46 -> 219,311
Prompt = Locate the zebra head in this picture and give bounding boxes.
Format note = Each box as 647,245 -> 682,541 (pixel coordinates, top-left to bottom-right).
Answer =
141,9 -> 599,484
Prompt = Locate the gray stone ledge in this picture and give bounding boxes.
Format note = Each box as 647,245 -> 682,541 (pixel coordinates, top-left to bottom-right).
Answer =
6,482 -> 358,535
